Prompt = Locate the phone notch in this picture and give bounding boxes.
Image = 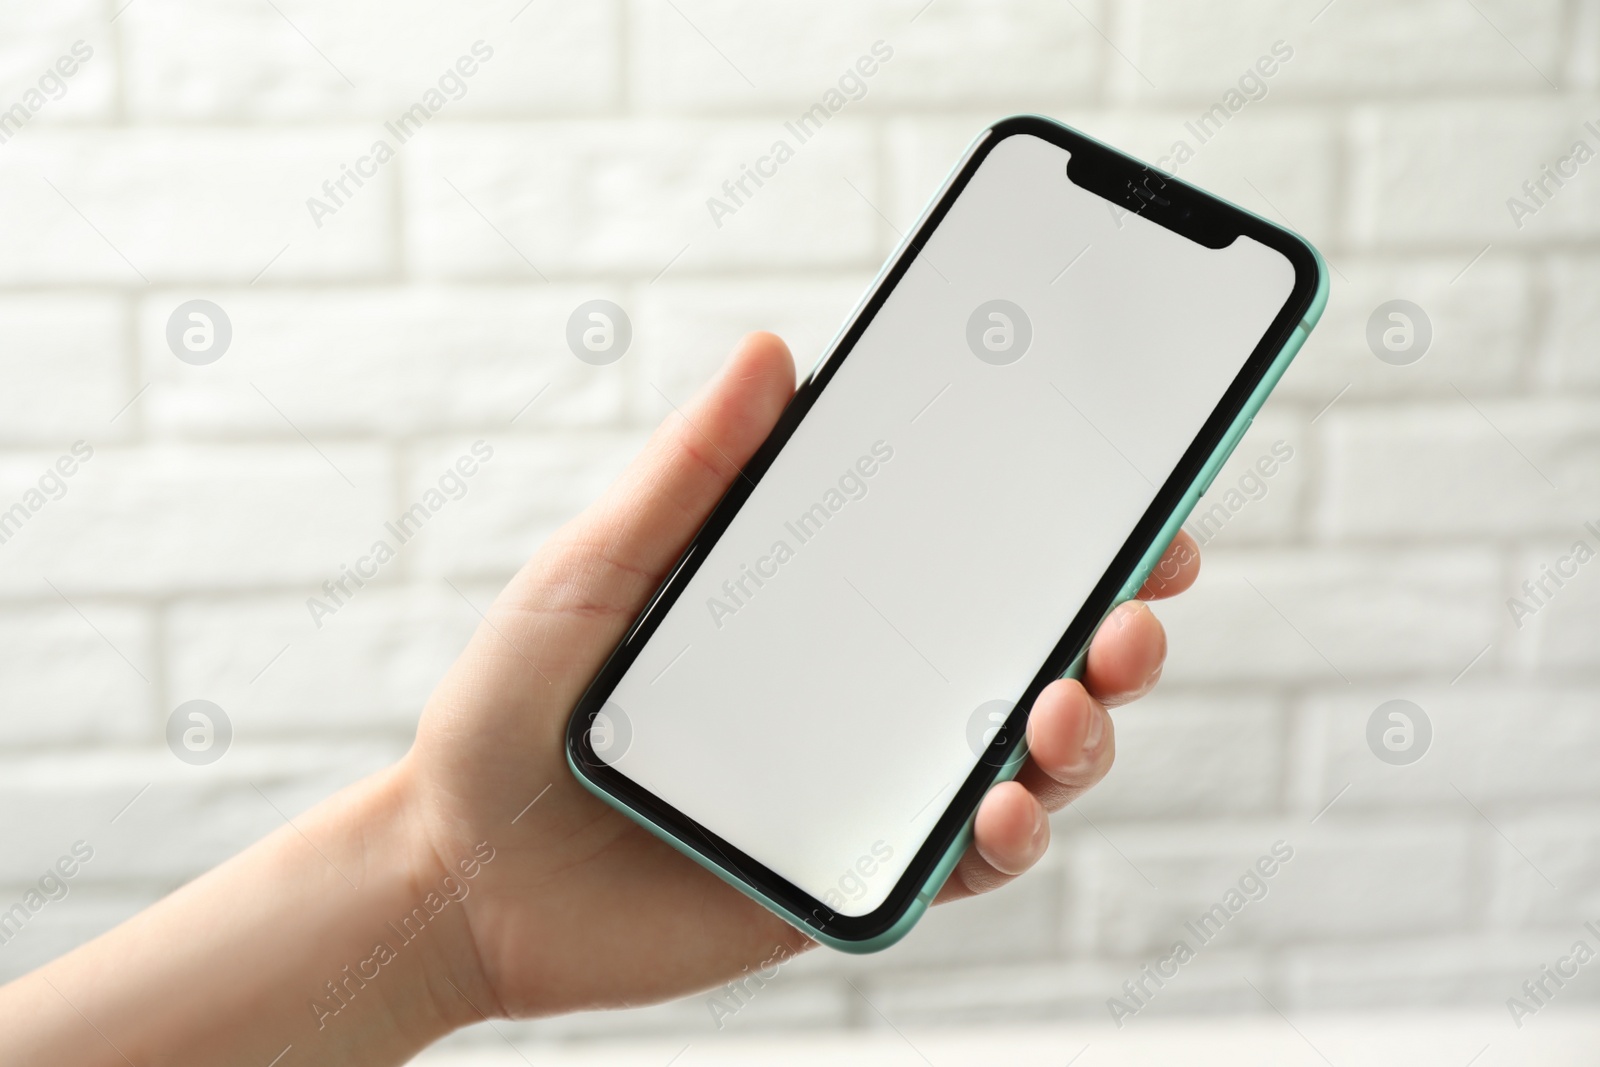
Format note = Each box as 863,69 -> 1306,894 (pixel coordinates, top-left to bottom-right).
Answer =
1065,152 -> 1238,249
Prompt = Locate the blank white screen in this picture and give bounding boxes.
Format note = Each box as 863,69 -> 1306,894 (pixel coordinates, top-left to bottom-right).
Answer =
599,133 -> 1294,916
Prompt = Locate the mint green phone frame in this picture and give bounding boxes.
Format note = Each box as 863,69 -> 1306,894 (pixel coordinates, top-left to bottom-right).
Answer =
567,115 -> 1329,953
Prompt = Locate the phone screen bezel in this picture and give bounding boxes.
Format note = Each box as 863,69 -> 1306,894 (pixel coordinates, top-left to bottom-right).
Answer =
565,114 -> 1322,944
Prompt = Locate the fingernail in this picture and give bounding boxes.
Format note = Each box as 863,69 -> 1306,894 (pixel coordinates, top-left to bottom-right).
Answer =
1083,702 -> 1105,753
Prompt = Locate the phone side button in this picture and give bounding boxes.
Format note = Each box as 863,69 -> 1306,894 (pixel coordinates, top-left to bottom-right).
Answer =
1197,417 -> 1253,496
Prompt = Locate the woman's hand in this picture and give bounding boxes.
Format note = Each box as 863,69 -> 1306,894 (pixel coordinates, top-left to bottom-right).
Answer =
0,331 -> 1200,1066
408,331 -> 1201,1021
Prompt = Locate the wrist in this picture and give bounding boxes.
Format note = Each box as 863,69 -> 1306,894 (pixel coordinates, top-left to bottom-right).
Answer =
311,759 -> 505,1050
0,758 -> 496,1066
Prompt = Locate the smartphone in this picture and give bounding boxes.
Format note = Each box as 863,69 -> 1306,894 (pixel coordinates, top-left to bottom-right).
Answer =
566,115 -> 1327,952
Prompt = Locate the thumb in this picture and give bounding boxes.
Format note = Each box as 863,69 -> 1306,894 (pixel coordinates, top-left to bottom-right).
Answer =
413,331 -> 797,828
579,330 -> 796,590
499,331 -> 797,670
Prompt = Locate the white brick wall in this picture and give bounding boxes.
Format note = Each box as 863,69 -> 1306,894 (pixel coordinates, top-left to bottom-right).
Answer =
1,0 -> 1597,1059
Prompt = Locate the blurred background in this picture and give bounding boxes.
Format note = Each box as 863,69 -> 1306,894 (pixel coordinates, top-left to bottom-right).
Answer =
2,1 -> 1598,1064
